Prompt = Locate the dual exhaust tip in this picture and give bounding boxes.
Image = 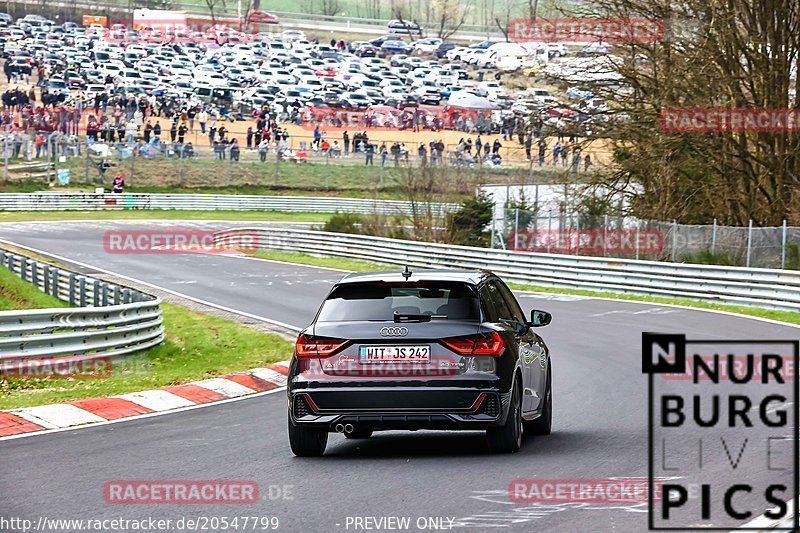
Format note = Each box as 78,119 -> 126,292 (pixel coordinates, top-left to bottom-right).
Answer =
335,423 -> 354,434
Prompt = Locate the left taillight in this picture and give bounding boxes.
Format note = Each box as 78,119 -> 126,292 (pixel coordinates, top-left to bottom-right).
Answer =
295,334 -> 350,358
440,332 -> 506,357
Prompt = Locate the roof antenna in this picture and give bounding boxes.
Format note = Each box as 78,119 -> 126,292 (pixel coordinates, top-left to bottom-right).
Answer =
402,265 -> 412,280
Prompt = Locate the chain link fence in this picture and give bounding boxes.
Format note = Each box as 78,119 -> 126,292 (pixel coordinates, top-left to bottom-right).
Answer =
492,209 -> 800,269
1,130 -> 596,191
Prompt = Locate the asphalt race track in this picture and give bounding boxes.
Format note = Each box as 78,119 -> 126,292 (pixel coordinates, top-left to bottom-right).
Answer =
1,221 -> 797,532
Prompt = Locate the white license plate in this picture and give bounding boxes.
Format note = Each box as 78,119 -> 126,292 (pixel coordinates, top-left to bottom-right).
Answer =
360,345 -> 430,362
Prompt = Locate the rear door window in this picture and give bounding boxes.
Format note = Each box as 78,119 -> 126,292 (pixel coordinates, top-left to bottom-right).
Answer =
485,281 -> 514,321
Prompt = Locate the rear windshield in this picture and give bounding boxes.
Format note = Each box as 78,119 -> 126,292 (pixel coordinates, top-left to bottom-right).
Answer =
317,282 -> 481,322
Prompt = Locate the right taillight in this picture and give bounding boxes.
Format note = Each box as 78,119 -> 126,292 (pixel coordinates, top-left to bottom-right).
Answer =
440,332 -> 506,357
295,334 -> 349,358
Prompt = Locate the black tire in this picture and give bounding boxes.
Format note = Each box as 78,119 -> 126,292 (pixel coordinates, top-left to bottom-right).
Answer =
344,429 -> 373,439
524,369 -> 552,436
288,417 -> 328,457
487,379 -> 523,453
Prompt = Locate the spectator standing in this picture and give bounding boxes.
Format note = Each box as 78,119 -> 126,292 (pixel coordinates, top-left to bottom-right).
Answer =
364,142 -> 374,166
584,154 -> 592,172
230,139 -> 240,161
246,126 -> 254,150
418,143 -> 427,167
112,172 -> 125,193
258,138 -> 269,162
197,108 -> 208,135
343,130 -> 349,156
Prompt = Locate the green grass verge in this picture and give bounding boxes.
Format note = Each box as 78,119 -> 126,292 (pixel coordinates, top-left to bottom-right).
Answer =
0,210 -> 331,223
252,249 -> 395,272
255,250 -> 800,327
0,302 -> 293,409
0,267 -> 68,311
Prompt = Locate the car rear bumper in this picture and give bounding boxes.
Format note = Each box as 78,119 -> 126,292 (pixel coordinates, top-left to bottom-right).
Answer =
288,386 -> 507,431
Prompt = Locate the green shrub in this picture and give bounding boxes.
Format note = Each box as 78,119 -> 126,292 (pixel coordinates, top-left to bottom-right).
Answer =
322,212 -> 363,234
446,191 -> 494,247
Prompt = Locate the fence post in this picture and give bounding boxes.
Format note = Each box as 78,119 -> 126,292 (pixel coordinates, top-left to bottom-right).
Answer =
226,148 -> 232,186
325,151 -> 329,191
179,144 -> 185,186
3,135 -> 8,184
547,210 -> 552,253
85,139 -> 90,182
711,218 -> 717,254
635,221 -> 641,260
490,215 -> 496,249
45,136 -> 52,185
603,214 -> 609,257
746,219 -> 753,267
514,208 -> 519,250
671,220 -> 677,262
781,219 -> 788,269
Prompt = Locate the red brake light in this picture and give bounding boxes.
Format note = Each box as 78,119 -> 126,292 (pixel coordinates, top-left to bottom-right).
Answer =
440,332 -> 506,357
295,334 -> 349,358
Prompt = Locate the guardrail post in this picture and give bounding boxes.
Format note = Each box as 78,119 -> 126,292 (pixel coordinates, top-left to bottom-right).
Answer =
31,260 -> 38,287
79,277 -> 86,307
123,289 -> 131,304
69,273 -> 77,306
711,218 -> 717,255
671,220 -> 677,262
93,280 -> 100,307
781,219 -> 788,269
43,265 -> 50,294
101,282 -> 109,306
20,256 -> 27,281
114,286 -> 121,305
746,219 -> 753,268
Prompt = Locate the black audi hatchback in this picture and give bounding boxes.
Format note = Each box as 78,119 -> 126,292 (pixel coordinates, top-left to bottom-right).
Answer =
287,269 -> 553,456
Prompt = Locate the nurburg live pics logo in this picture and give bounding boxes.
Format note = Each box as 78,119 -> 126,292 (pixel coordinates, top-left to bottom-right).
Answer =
642,333 -> 799,530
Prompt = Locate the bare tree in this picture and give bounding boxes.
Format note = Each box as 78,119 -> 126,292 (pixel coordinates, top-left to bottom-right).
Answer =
559,0 -> 800,226
431,0 -> 469,39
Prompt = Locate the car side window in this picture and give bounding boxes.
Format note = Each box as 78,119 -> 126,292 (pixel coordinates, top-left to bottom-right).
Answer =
478,283 -> 498,322
486,281 -> 514,321
495,280 -> 526,324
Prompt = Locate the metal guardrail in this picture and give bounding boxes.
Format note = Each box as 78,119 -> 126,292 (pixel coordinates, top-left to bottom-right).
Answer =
0,193 -> 458,216
215,228 -> 800,311
0,248 -> 164,373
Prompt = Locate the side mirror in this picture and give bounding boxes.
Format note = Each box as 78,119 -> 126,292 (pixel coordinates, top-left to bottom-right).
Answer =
529,309 -> 551,327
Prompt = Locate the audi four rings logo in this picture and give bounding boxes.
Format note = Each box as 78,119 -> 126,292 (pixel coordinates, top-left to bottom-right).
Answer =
380,327 -> 408,337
